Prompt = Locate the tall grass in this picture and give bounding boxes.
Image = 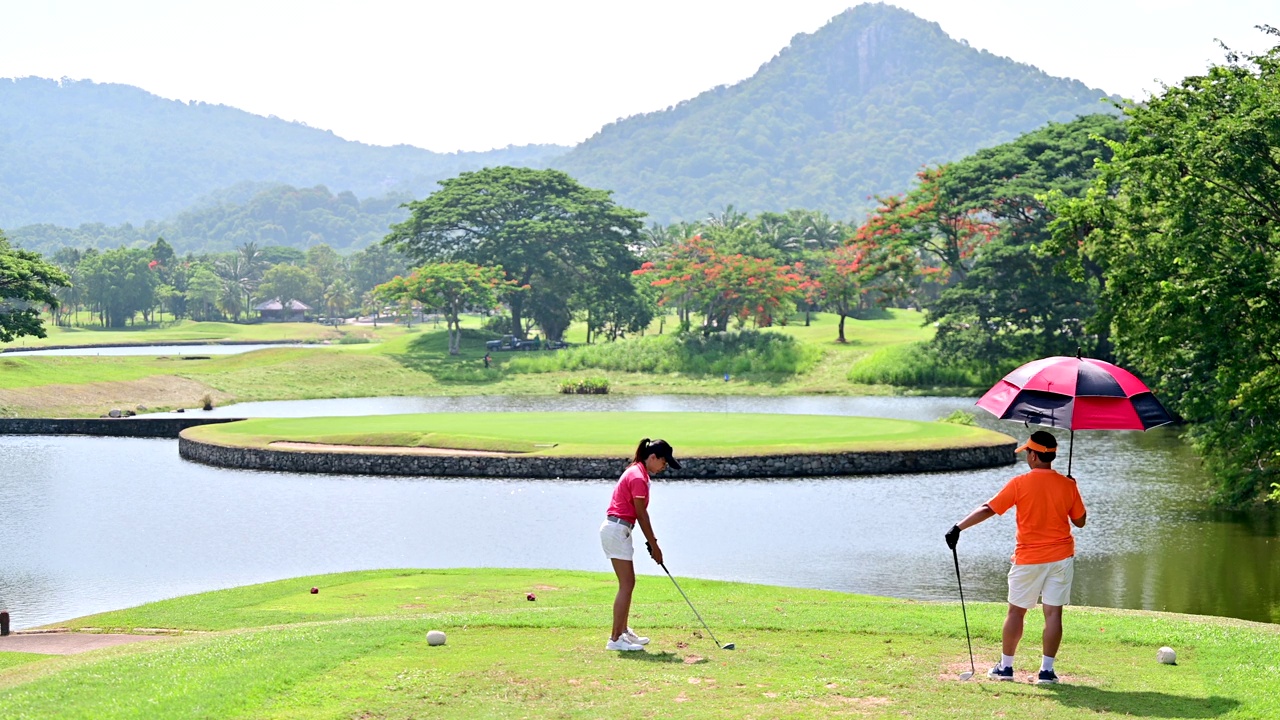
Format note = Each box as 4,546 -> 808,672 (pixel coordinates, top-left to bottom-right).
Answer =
847,342 -> 982,387
506,331 -> 823,377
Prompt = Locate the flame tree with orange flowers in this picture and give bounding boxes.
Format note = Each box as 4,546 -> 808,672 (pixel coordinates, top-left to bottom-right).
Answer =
635,235 -> 805,332
812,239 -> 915,343
855,166 -> 998,294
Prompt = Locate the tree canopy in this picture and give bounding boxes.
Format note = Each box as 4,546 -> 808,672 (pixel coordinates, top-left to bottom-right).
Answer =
1049,33 -> 1280,505
385,167 -> 646,340
0,231 -> 69,341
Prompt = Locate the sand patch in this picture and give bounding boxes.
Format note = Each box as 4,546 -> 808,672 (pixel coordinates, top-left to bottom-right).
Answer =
269,441 -> 520,457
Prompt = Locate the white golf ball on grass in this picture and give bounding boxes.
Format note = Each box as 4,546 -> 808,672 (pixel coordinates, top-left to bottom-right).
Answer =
1157,646 -> 1176,664
426,630 -> 447,646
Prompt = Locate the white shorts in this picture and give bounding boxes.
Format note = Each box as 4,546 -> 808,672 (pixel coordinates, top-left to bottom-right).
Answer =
600,520 -> 634,561
1007,557 -> 1074,609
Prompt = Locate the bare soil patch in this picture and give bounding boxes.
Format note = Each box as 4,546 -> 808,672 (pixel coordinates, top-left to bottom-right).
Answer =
0,631 -> 163,655
0,376 -> 229,417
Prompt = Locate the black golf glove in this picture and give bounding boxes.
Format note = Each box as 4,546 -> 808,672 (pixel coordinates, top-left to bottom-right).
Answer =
945,524 -> 961,550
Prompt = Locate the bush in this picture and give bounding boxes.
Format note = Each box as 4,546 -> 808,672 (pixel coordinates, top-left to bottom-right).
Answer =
847,342 -> 981,387
337,334 -> 371,344
560,376 -> 610,394
939,409 -> 977,425
482,315 -> 513,335
507,331 -> 821,377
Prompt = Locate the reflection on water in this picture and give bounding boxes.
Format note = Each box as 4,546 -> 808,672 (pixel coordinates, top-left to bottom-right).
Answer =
0,396 -> 1276,630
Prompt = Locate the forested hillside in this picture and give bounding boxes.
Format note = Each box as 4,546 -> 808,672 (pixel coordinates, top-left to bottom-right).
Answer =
554,3 -> 1118,222
11,184 -> 409,256
0,77 -> 566,227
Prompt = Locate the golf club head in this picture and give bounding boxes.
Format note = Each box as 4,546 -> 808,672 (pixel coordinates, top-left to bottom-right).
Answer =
958,671 -> 974,681
721,642 -> 735,650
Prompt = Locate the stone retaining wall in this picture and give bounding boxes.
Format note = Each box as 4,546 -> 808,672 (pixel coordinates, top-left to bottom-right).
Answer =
0,417 -> 242,438
179,433 -> 1016,479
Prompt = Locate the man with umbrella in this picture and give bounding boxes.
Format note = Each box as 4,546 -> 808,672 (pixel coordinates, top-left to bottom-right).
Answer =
945,430 -> 1087,685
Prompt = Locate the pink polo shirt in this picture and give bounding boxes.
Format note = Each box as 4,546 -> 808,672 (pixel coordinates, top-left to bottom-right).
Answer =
606,462 -> 650,522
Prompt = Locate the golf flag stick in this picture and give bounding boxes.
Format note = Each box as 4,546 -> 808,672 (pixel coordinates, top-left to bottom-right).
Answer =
951,546 -> 976,680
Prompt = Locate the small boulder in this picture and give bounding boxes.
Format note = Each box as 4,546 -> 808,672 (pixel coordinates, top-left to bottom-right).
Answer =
107,409 -> 122,418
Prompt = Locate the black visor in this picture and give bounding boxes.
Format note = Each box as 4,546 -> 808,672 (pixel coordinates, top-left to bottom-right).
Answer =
648,439 -> 681,470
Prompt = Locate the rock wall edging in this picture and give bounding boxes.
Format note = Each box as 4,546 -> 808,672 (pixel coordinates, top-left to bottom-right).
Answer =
179,435 -> 1017,479
0,418 -> 241,438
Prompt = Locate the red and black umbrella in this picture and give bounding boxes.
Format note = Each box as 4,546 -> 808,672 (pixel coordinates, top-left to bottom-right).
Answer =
976,353 -> 1175,475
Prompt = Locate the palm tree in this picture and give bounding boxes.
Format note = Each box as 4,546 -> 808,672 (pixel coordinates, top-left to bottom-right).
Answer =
706,205 -> 748,231
324,279 -> 356,324
216,242 -> 267,320
217,282 -> 244,321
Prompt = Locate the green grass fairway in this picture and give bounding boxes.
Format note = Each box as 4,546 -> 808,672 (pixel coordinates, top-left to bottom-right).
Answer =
183,411 -> 1011,456
1,569 -> 1274,719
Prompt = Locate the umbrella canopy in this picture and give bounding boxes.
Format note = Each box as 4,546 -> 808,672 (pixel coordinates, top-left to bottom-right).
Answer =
977,355 -> 1174,431
977,354 -> 1175,476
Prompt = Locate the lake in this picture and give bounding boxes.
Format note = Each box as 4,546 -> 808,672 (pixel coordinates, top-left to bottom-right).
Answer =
0,395 -> 1275,630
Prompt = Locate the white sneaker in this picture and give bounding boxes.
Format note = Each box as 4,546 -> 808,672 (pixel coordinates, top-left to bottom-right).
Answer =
622,628 -> 650,646
606,637 -> 644,651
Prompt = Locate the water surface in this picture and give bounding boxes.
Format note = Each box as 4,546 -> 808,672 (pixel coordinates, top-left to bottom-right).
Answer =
1,396 -> 1275,630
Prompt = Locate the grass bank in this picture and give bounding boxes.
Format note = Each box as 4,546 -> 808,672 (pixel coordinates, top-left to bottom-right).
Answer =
182,411 -> 1011,456
0,311 -> 985,417
0,569 -> 1274,718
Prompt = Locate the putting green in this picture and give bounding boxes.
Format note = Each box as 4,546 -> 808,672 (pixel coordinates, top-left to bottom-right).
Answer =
182,411 -> 1011,457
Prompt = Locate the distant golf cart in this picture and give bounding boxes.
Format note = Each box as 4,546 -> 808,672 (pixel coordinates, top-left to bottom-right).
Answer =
485,335 -> 540,352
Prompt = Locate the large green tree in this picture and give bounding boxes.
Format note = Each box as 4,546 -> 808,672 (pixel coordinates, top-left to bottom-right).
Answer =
0,231 -> 69,341
385,167 -> 645,340
1049,34 -> 1280,505
925,114 -> 1126,368
376,263 -> 508,355
257,264 -> 318,312
79,247 -> 157,328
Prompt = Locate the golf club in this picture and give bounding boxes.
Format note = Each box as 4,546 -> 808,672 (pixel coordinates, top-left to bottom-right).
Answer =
951,545 -> 976,680
650,543 -> 734,650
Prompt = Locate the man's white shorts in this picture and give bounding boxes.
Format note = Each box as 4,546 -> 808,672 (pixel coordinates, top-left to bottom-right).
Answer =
600,520 -> 634,561
1007,557 -> 1074,609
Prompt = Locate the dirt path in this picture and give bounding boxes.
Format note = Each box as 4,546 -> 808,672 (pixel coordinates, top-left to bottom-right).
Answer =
0,632 -> 166,655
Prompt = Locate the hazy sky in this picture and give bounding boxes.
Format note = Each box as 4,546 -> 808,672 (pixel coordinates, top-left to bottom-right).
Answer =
1,1 -> 1274,152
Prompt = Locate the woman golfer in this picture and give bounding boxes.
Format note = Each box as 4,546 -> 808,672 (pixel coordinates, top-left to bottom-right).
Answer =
600,438 -> 680,651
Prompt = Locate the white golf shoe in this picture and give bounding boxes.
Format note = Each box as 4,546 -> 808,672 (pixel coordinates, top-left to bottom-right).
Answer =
606,637 -> 644,651
622,628 -> 650,646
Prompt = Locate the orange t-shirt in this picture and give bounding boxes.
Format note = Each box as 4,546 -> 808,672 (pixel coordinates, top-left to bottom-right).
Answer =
986,468 -> 1086,565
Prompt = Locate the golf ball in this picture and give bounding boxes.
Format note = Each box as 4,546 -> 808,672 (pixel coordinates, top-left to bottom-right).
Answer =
426,630 -> 447,646
1157,646 -> 1176,664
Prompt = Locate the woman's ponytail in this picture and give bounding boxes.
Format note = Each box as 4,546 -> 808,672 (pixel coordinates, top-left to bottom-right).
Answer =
632,438 -> 652,464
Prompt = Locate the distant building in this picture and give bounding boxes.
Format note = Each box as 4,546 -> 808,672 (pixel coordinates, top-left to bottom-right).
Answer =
254,298 -> 312,322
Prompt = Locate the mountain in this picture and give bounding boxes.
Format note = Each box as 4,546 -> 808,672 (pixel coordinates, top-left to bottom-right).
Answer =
553,3 -> 1120,223
0,77 -> 568,228
10,183 -> 412,256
